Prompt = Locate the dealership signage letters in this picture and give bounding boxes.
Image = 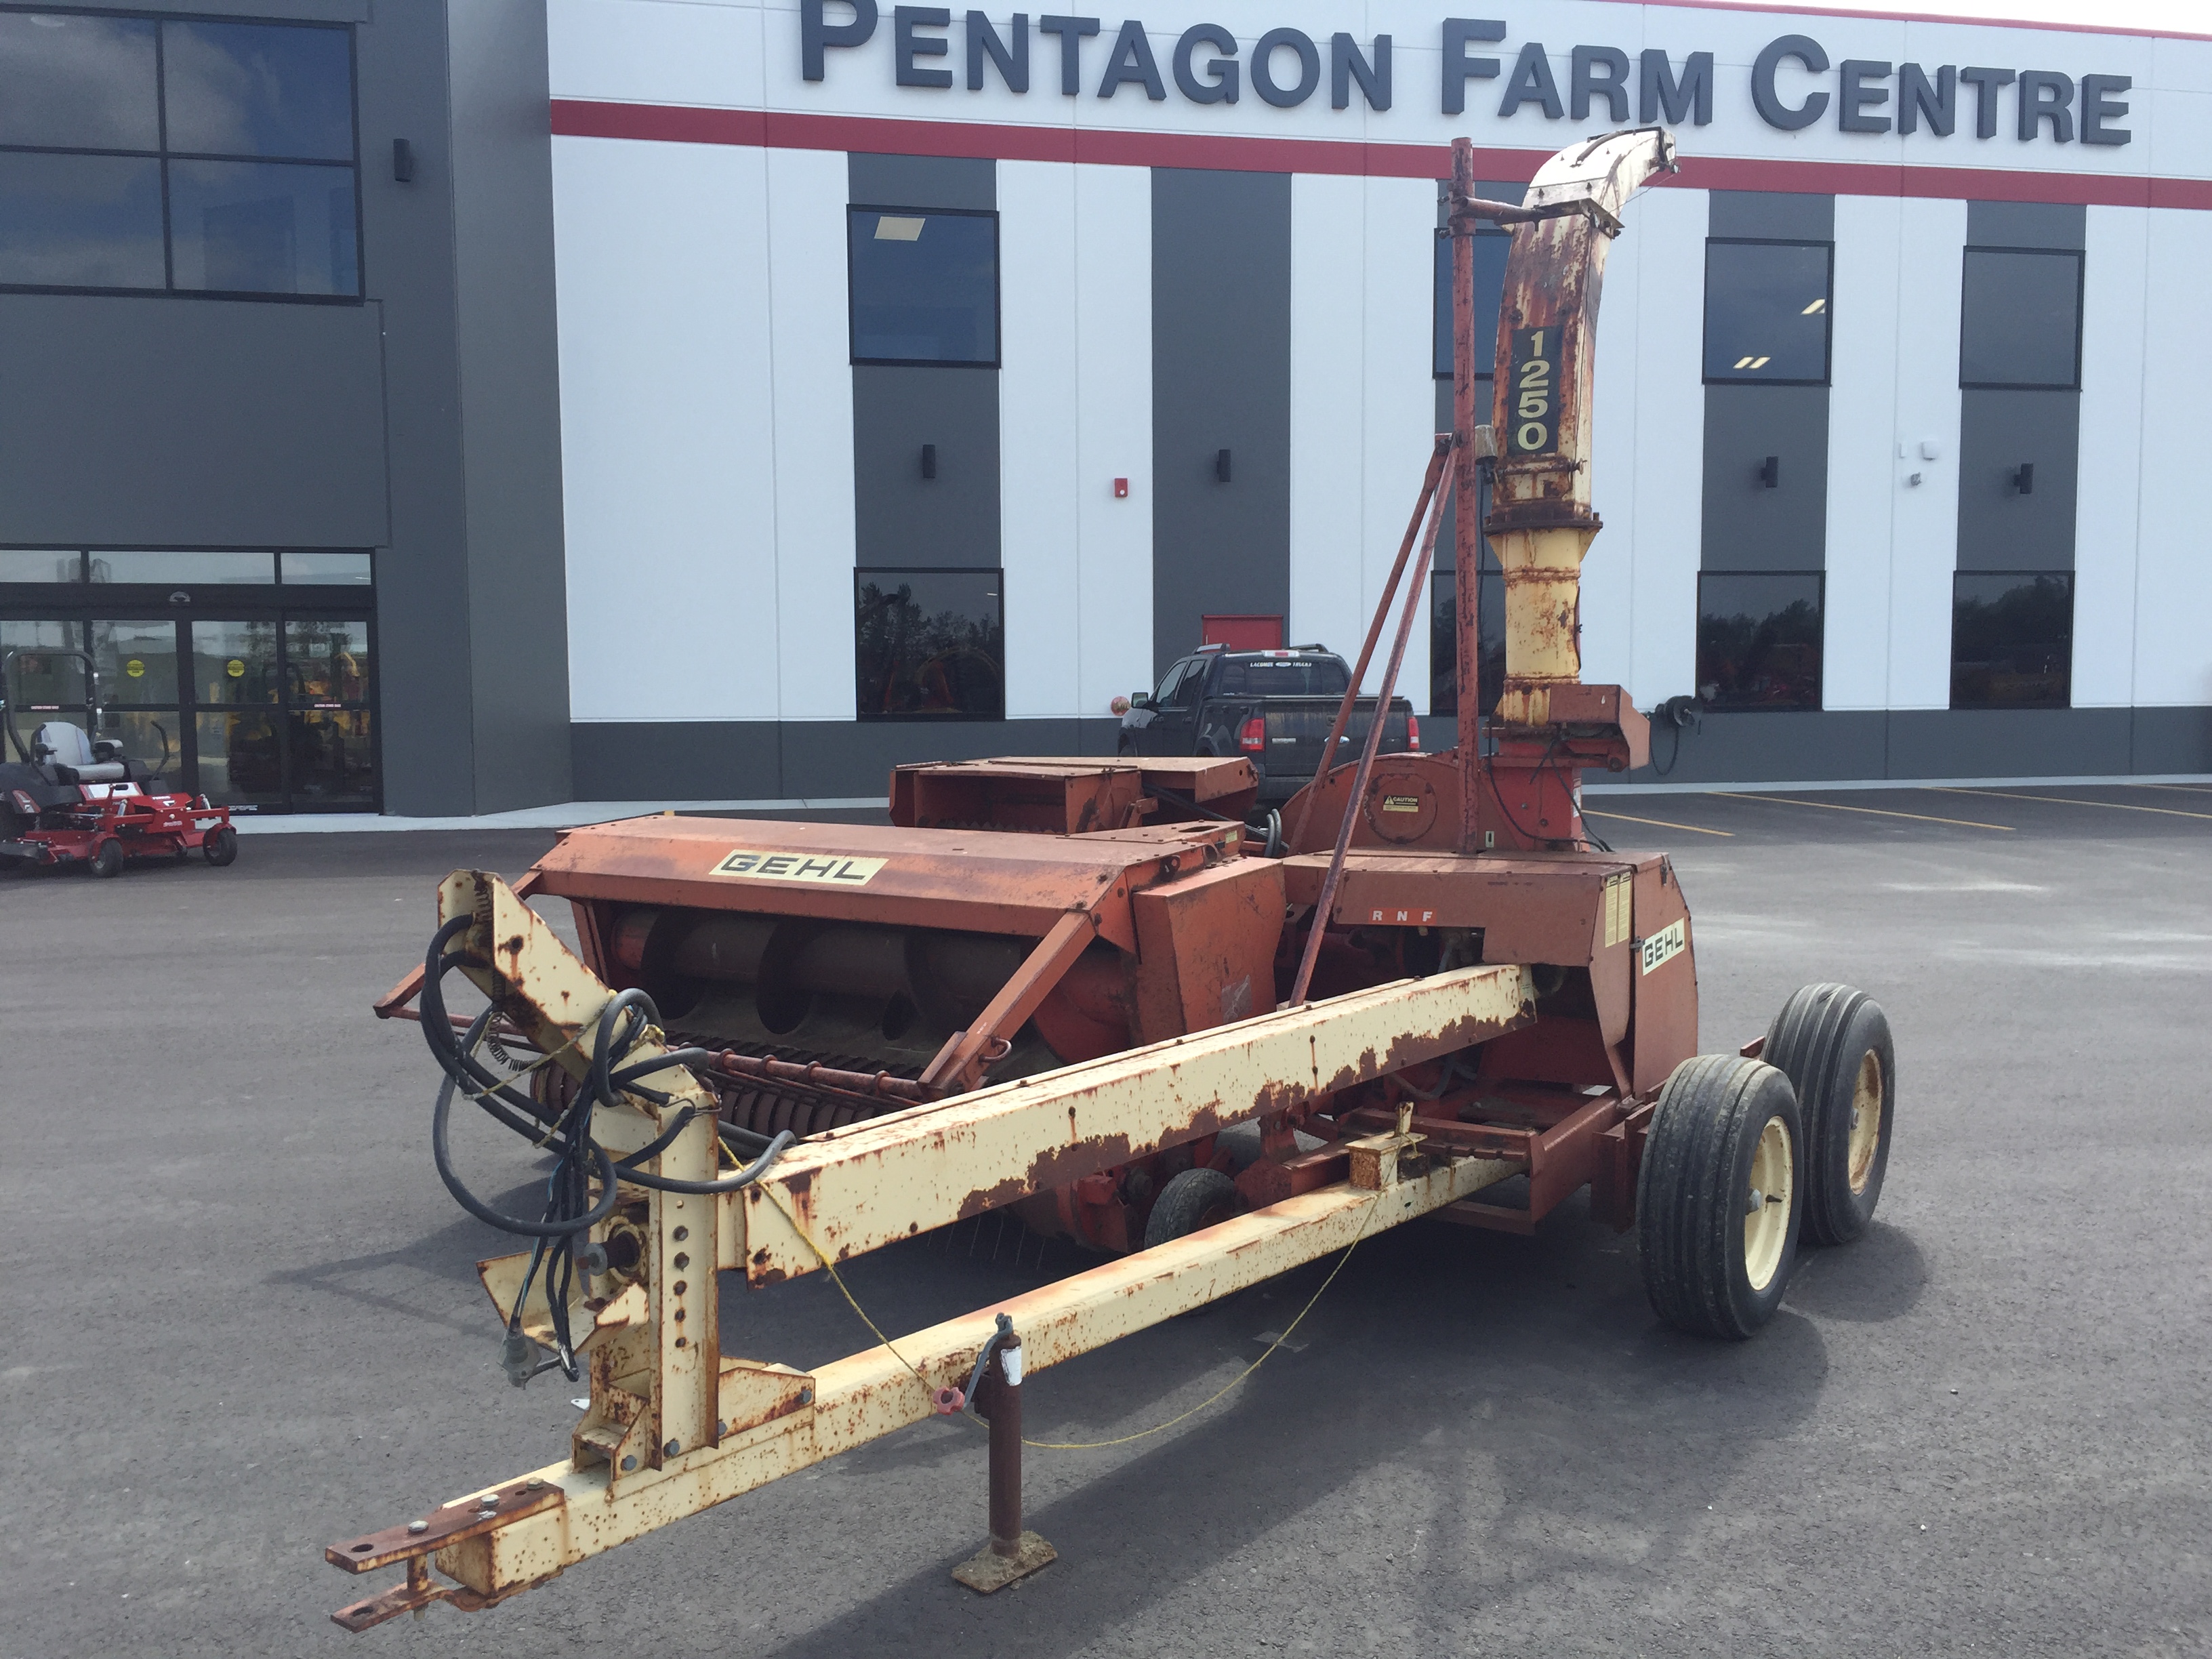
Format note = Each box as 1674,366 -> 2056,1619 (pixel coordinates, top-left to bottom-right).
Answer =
801,3 -> 2133,147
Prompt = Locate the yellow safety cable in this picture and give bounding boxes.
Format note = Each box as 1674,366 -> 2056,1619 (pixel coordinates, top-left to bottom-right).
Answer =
758,1181 -> 1378,1451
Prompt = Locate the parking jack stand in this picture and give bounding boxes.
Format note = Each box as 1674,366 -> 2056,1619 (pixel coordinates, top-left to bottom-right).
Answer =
952,1330 -> 1056,1593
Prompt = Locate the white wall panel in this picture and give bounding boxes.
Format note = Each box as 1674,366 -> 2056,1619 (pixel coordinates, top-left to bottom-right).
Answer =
1359,176 -> 1441,710
2133,209 -> 2212,708
2074,205 -> 2148,709
765,145 -> 857,722
1823,194 -> 1902,712
1071,163 -> 1154,720
553,135 -> 777,724
1580,190 -> 1640,695
548,0 -> 764,110
1289,171 -> 1368,682
997,161 -> 1081,720
1885,196 -> 1966,712
1621,184 -> 1705,712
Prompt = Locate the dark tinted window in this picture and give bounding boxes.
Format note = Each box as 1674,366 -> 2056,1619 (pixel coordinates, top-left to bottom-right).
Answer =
1697,573 -> 1822,710
849,208 -> 998,366
855,569 -> 1004,718
1429,567 -> 1504,718
169,160 -> 358,294
1214,656 -> 1349,697
0,12 -> 158,148
1704,240 -> 1832,384
1960,249 -> 2082,390
1952,571 -> 2071,708
163,22 -> 354,161
0,13 -> 355,300
1433,228 -> 1511,378
0,152 -> 163,287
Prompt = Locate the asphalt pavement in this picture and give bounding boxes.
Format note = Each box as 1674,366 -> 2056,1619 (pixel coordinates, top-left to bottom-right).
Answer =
1,787 -> 2207,1658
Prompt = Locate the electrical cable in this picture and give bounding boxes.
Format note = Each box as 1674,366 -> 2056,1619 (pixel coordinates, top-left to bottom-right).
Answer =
417,915 -> 795,1387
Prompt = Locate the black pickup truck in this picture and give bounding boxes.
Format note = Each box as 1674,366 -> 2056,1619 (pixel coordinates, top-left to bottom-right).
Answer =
1118,644 -> 1419,804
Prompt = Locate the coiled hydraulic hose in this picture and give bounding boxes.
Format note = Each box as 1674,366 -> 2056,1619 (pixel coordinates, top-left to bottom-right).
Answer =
419,915 -> 794,1383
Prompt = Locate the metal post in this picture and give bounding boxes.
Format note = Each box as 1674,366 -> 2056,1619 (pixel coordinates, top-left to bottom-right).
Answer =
952,1330 -> 1057,1593
1450,136 -> 1486,855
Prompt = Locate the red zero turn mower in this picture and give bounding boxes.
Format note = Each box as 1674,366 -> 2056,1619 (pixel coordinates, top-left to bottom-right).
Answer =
0,647 -> 236,877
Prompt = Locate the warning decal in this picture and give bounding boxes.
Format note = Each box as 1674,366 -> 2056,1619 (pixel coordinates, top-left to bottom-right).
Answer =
712,850 -> 886,886
1639,918 -> 1687,976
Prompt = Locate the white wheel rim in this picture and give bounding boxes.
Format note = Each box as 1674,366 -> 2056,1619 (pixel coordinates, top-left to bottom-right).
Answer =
1744,1114 -> 1793,1292
1847,1049 -> 1883,1195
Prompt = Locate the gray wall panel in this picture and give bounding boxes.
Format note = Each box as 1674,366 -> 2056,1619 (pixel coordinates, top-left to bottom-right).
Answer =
449,0 -> 573,811
0,294 -> 388,548
848,152 -> 995,211
571,718 -> 1118,800
1709,190 -> 1835,241
852,365 -> 1002,568
2131,706 -> 2212,773
1616,712 -> 1887,784
1701,385 -> 1830,571
1966,201 -> 2085,250
1151,168 -> 1292,678
1887,708 -> 2129,777
1955,389 -> 2079,571
573,722 -> 783,801
358,0 -> 474,815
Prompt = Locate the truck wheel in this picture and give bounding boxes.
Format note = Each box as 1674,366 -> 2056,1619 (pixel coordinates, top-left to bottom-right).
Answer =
1761,984 -> 1895,1247
1143,1167 -> 1239,1249
1637,1055 -> 1803,1340
91,838 -> 125,878
203,825 -> 238,867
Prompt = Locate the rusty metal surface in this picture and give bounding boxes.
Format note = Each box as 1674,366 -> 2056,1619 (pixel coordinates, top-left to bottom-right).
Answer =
531,815 -> 1196,953
734,962 -> 1534,1284
893,756 -> 1258,834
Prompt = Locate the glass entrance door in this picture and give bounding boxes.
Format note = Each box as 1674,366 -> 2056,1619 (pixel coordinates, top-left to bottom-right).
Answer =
190,615 -> 373,809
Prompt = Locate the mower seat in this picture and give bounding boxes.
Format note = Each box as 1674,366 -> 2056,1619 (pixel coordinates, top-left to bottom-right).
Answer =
33,721 -> 126,784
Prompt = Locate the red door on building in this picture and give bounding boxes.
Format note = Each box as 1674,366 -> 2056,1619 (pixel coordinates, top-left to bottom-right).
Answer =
1200,614 -> 1284,651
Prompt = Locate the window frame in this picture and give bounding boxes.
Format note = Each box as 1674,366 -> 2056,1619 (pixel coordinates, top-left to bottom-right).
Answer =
844,203 -> 1002,370
1700,236 -> 1836,388
1432,224 -> 1512,381
1694,568 -> 1826,713
1958,245 -> 2085,393
851,563 -> 1006,722
0,7 -> 363,304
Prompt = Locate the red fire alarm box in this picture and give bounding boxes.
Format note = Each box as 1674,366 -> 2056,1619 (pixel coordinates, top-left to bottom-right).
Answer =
1201,614 -> 1284,650
1113,477 -> 1129,498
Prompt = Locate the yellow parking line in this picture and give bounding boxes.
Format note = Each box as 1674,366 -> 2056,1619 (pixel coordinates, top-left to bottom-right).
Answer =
1582,808 -> 1734,838
1711,792 -> 2013,832
1931,787 -> 2212,823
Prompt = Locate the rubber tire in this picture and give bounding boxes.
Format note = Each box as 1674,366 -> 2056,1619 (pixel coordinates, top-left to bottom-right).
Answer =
1637,1054 -> 1805,1340
1143,1166 -> 1240,1250
203,825 -> 238,867
1762,984 -> 1896,1247
90,838 -> 125,878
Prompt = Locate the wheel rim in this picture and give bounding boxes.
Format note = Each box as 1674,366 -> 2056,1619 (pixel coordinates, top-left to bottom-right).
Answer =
1846,1049 -> 1883,1194
1743,1113 -> 1793,1292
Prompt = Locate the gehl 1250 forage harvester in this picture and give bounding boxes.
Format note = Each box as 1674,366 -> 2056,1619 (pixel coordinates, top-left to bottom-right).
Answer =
327,128 -> 1898,1626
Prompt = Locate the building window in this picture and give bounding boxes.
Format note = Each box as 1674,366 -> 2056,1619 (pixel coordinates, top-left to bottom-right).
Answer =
1951,571 -> 2072,709
847,207 -> 998,367
1704,240 -> 1832,384
855,569 -> 1004,719
1960,249 -> 2083,390
1429,567 -> 1503,718
1696,573 -> 1823,710
0,12 -> 359,300
1433,228 -> 1511,378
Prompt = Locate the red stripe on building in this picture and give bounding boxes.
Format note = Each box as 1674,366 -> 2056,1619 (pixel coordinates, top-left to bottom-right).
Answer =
550,100 -> 2211,209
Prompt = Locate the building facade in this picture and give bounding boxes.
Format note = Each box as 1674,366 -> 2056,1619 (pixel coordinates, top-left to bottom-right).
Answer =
3,1 -> 2209,812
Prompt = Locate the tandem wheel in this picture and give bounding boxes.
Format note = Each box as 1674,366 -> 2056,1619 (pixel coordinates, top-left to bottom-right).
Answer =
1637,1055 -> 1804,1340
1760,984 -> 1896,1246
90,837 -> 125,878
203,825 -> 239,867
1143,1167 -> 1240,1250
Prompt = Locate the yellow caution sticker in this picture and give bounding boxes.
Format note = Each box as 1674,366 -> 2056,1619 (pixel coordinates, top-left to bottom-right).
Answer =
226,659 -> 245,678
125,658 -> 145,678
712,849 -> 886,886
1380,795 -> 1422,813
1639,918 -> 1687,976
1603,871 -> 1631,947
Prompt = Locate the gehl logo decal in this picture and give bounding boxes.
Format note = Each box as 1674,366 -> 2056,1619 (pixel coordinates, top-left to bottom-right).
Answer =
713,850 -> 887,886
